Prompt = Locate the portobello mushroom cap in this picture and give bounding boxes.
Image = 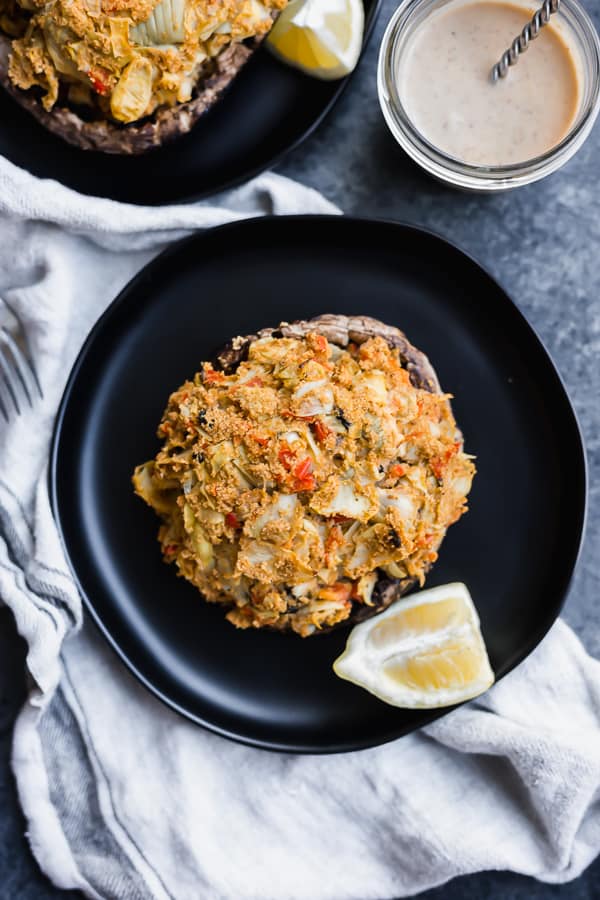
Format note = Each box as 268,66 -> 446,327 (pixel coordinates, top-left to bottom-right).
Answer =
215,314 -> 452,631
0,33 -> 264,155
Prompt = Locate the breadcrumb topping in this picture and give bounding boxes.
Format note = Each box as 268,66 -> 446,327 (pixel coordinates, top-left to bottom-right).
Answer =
2,0 -> 286,121
133,332 -> 475,636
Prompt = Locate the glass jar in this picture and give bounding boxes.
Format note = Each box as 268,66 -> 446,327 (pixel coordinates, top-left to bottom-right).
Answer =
377,0 -> 600,190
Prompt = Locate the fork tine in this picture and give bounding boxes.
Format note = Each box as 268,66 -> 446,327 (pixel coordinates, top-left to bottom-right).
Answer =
0,326 -> 41,403
0,358 -> 21,416
0,388 -> 9,422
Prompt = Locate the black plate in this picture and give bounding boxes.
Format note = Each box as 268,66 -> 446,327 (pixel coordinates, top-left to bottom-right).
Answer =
0,0 -> 380,205
50,216 -> 587,753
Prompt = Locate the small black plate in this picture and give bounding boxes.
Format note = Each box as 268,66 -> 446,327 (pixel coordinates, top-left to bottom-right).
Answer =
50,216 -> 586,753
0,0 -> 380,204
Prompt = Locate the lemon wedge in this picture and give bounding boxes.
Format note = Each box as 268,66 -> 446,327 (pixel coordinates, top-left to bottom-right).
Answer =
333,583 -> 494,708
267,0 -> 365,80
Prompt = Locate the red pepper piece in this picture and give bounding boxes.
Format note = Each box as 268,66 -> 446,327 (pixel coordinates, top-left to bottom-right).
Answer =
292,456 -> 316,491
431,442 -> 460,480
318,582 -> 352,603
312,419 -> 331,443
225,512 -> 240,529
389,464 -> 405,478
293,457 -> 313,481
278,446 -> 295,471
89,69 -> 110,96
204,368 -> 225,384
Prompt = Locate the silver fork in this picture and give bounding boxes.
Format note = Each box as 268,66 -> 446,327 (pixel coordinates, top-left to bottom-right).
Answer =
0,301 -> 42,421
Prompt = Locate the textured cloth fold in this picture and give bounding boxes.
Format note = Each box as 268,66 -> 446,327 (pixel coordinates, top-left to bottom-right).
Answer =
1,158 -> 600,900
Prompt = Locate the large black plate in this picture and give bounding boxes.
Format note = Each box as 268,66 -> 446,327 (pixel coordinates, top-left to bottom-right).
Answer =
0,0 -> 380,204
50,216 -> 587,753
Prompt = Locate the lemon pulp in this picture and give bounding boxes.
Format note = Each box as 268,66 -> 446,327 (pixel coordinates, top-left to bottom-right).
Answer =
267,0 -> 365,80
333,583 -> 494,708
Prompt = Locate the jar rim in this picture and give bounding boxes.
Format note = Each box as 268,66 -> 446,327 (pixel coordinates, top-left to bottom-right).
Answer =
377,0 -> 600,190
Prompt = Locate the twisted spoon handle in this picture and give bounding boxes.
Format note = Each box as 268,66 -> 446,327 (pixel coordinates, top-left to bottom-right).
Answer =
491,0 -> 561,81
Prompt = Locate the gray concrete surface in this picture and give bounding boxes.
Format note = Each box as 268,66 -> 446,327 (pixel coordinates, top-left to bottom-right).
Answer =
282,0 -> 600,662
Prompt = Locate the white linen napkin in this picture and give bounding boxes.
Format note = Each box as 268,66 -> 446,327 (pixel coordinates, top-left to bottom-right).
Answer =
1,155 -> 600,900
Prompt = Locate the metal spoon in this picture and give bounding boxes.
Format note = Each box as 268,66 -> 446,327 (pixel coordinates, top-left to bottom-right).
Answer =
491,0 -> 560,81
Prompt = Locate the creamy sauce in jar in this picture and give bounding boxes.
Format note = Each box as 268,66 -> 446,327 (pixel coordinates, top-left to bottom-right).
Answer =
398,1 -> 582,166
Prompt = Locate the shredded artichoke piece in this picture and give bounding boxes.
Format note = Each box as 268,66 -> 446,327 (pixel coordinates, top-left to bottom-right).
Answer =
4,0 -> 283,123
133,330 -> 475,636
110,57 -> 153,123
130,0 -> 186,46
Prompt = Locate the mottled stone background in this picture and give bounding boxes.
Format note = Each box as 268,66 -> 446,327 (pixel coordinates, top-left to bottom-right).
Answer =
1,0 -> 599,894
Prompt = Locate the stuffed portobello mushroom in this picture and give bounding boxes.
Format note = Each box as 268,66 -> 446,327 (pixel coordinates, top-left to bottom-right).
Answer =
133,315 -> 476,637
0,0 -> 286,153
